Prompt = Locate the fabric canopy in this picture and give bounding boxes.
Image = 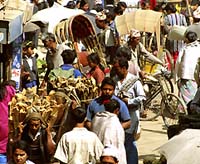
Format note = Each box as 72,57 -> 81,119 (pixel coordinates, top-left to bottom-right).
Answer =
30,3 -> 84,33
115,10 -> 162,50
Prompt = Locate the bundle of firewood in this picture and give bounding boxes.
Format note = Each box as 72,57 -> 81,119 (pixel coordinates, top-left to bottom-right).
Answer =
9,76 -> 99,140
8,87 -> 72,139
49,76 -> 99,104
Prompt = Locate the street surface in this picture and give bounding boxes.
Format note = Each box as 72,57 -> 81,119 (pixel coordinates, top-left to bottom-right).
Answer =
137,80 -> 178,164
138,116 -> 168,164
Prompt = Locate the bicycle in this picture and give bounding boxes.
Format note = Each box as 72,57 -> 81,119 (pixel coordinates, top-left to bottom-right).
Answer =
140,69 -> 187,127
140,32 -> 175,79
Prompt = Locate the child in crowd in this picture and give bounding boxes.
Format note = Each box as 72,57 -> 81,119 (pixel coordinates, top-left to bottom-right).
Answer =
87,52 -> 105,86
21,41 -> 38,91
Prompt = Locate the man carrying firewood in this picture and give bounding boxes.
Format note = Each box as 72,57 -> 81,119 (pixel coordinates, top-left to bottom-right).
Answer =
17,112 -> 55,164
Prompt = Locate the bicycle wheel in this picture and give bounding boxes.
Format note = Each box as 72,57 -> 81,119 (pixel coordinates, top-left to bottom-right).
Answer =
140,79 -> 162,121
161,93 -> 187,128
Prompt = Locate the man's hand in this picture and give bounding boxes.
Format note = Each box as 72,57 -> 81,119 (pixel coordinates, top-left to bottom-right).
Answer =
139,71 -> 147,79
17,122 -> 25,138
40,80 -> 46,89
122,97 -> 128,104
46,123 -> 52,134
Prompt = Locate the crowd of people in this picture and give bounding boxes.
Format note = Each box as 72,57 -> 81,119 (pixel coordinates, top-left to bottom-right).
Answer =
2,0 -> 200,163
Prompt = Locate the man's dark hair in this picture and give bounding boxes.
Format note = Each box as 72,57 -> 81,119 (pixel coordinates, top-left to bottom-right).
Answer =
42,33 -> 56,42
101,77 -> 116,89
61,49 -> 77,64
116,46 -> 132,61
191,0 -> 200,6
72,107 -> 87,123
105,0 -> 114,5
104,99 -> 120,113
65,1 -> 76,9
114,57 -> 129,70
106,8 -> 116,21
185,31 -> 198,43
164,3 -> 176,13
117,1 -> 127,8
87,52 -> 101,65
12,140 -> 30,156
114,5 -> 124,15
153,4 -> 162,11
47,0 -> 54,7
80,0 -> 88,8
93,4 -> 104,12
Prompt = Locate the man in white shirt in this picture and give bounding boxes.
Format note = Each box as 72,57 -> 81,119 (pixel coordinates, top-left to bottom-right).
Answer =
113,57 -> 146,164
54,107 -> 104,164
92,99 -> 127,164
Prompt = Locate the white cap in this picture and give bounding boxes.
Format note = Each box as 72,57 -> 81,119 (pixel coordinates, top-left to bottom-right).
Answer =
101,145 -> 119,162
129,28 -> 141,38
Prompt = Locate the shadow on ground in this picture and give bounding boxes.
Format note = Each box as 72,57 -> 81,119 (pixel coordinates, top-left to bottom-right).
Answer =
139,154 -> 160,159
141,128 -> 167,135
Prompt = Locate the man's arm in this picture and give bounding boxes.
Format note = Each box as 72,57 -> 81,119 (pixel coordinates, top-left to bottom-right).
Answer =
115,97 -> 131,129
46,125 -> 56,155
44,52 -> 54,82
139,42 -> 164,65
121,120 -> 131,129
85,101 -> 94,130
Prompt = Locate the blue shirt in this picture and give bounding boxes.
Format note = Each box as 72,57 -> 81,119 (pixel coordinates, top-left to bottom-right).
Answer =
61,64 -> 82,78
87,95 -> 130,122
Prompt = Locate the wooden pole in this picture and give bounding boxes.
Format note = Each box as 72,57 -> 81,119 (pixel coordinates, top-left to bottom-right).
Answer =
185,0 -> 193,25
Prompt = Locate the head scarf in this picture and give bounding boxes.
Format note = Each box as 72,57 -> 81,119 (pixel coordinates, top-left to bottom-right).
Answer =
24,112 -> 47,127
80,0 -> 88,8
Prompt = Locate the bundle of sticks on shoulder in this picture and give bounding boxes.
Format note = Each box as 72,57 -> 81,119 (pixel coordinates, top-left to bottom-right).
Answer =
9,77 -> 98,140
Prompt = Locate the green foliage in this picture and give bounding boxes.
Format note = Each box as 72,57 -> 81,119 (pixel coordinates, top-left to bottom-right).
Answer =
49,68 -> 74,81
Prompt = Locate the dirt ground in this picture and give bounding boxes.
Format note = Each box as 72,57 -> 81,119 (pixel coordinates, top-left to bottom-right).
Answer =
138,116 -> 168,164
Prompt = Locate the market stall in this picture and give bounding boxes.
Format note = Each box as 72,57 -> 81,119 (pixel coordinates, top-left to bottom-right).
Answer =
0,0 -> 34,88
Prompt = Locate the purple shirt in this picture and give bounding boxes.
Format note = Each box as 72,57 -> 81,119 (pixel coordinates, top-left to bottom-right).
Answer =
0,85 -> 15,153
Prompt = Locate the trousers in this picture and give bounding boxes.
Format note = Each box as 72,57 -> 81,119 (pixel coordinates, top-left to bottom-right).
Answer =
0,154 -> 7,164
125,133 -> 138,164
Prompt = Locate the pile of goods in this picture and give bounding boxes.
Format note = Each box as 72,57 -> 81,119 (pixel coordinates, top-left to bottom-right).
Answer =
9,87 -> 71,140
49,76 -> 99,104
9,77 -> 99,140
